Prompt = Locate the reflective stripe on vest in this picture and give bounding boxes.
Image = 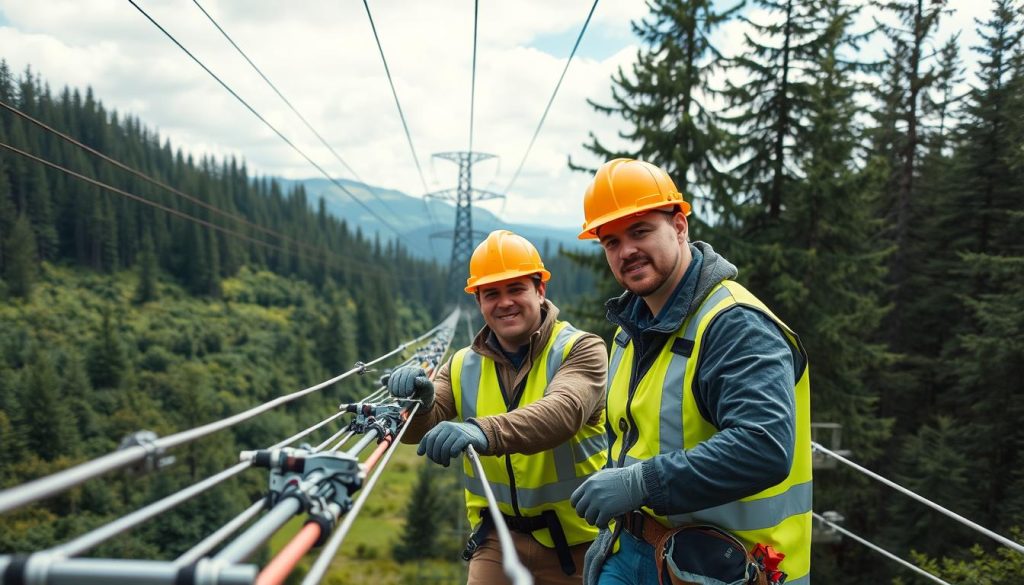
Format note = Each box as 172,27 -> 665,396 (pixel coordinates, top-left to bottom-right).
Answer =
607,280 -> 813,582
451,321 -> 607,548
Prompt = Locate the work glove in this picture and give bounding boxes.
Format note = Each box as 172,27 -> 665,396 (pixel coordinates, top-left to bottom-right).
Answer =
418,421 -> 488,467
583,527 -> 614,585
383,366 -> 435,411
570,464 -> 648,529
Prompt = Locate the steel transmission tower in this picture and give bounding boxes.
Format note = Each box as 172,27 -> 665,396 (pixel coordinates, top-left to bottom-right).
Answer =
427,151 -> 503,293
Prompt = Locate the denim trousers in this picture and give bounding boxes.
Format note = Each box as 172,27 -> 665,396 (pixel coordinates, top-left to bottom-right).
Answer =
596,531 -> 661,584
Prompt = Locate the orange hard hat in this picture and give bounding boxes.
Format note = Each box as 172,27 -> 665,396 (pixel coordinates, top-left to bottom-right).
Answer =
465,230 -> 551,294
578,158 -> 691,240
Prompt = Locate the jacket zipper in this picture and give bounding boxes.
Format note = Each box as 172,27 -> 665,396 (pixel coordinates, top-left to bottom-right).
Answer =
498,374 -> 528,518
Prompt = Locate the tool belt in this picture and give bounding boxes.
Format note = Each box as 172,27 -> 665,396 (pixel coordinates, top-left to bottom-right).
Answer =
462,509 -> 577,575
621,511 -> 782,585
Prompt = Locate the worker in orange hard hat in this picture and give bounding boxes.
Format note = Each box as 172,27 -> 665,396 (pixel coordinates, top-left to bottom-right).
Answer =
571,159 -> 812,585
385,229 -> 609,585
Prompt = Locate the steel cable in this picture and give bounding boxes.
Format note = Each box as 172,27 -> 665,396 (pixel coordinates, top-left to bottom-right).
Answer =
812,512 -> 952,585
501,0 -> 600,209
812,442 -> 1024,555
0,316 -> 451,514
128,0 -> 410,243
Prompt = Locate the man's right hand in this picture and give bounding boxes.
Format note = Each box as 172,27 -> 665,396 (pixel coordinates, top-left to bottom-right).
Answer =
384,366 -> 435,410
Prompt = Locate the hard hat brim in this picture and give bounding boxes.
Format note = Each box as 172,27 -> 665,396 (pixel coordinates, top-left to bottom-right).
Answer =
464,268 -> 552,294
578,199 -> 692,240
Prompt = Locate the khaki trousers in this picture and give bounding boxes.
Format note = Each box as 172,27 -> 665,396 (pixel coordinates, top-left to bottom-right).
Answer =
467,530 -> 589,585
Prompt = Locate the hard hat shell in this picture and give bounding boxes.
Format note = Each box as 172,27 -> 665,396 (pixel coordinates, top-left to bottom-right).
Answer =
465,230 -> 551,294
578,158 -> 691,240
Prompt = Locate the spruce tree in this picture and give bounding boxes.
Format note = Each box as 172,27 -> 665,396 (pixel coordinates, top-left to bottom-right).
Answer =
134,230 -> 158,303
717,0 -> 823,244
941,0 -> 1024,534
393,463 -> 451,561
574,0 -> 737,217
21,348 -> 79,461
87,309 -> 126,389
871,0 -> 950,423
3,214 -> 37,298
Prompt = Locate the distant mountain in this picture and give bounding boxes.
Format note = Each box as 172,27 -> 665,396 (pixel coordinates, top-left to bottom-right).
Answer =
282,178 -> 589,263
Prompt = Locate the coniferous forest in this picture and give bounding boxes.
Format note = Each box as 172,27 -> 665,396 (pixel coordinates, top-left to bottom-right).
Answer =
0,57 -> 450,564
1,0 -> 1024,583
571,0 -> 1024,582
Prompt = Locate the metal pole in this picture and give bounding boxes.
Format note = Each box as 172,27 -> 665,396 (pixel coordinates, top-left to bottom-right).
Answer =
0,556 -> 257,585
300,404 -> 421,585
174,500 -> 264,567
213,498 -> 303,564
49,462 -> 251,558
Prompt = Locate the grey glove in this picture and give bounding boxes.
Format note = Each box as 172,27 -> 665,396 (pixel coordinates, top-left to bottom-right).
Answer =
570,464 -> 648,528
417,421 -> 488,467
583,527 -> 614,585
384,366 -> 434,410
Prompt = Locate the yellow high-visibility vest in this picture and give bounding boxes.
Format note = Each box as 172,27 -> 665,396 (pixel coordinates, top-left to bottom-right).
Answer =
607,280 -> 812,583
451,320 -> 607,548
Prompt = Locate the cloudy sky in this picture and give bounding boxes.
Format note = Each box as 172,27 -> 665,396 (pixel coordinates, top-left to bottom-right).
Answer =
0,0 -> 991,232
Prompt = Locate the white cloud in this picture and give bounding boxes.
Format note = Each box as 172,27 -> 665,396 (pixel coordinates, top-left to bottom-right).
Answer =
0,0 -> 991,232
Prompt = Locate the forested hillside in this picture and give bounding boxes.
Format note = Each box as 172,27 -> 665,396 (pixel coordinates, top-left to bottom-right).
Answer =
0,60 -> 451,562
573,0 -> 1024,582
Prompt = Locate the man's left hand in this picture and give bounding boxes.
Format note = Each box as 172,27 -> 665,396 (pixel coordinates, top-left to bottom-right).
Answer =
570,464 -> 647,528
417,421 -> 489,467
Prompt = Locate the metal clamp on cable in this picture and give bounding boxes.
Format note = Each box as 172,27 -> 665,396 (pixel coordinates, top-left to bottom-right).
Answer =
118,430 -> 175,473
302,452 -> 364,497
353,361 -> 375,375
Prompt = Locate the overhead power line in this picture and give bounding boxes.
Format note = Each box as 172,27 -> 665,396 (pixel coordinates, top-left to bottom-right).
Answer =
127,0 -> 410,244
469,0 -> 480,155
361,0 -> 430,196
360,0 -> 440,258
1,98 -> 324,262
501,0 -> 600,202
190,0 -> 404,221
0,140 -> 419,283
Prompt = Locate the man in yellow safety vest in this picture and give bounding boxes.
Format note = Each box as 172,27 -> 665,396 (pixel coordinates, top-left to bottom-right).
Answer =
570,159 -> 812,585
387,229 -> 608,585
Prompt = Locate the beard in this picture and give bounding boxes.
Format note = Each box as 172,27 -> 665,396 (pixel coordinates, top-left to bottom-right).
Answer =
615,249 -> 679,298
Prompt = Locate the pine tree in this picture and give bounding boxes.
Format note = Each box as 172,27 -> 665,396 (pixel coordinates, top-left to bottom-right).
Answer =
88,309 -> 126,389
21,347 -> 80,461
3,214 -> 37,298
393,463 -> 453,561
871,0 -> 951,423
717,0 -> 824,244
941,0 -> 1024,534
318,305 -> 356,375
134,230 -> 158,303
574,0 -> 737,217
25,163 -> 58,261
